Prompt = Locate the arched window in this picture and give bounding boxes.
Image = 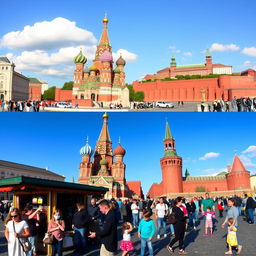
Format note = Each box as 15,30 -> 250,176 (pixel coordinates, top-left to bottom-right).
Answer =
80,94 -> 84,100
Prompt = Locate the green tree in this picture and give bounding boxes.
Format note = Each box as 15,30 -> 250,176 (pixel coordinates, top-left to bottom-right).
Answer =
42,86 -> 56,100
61,81 -> 74,90
127,84 -> 145,102
127,84 -> 135,101
134,91 -> 145,102
195,186 -> 206,192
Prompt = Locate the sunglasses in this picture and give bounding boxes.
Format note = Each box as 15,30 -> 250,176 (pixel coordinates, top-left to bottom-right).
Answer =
11,215 -> 18,218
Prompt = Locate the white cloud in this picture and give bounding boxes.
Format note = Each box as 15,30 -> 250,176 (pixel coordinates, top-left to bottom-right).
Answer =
199,152 -> 220,161
243,145 -> 256,154
113,49 -> 138,63
198,168 -> 227,176
210,43 -> 240,52
239,154 -> 256,168
183,52 -> 192,57
168,45 -> 181,53
242,47 -> 256,57
0,17 -> 97,51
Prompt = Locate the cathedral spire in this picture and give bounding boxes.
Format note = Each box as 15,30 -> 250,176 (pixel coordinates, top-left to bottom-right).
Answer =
98,113 -> 111,142
99,14 -> 110,47
163,120 -> 177,157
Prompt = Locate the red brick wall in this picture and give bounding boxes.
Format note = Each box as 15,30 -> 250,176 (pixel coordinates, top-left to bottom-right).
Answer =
227,172 -> 251,190
55,89 -> 73,102
71,99 -> 93,107
29,86 -> 42,101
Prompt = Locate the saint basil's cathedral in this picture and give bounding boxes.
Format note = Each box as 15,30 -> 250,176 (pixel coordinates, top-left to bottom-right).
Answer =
78,113 -> 143,199
55,16 -> 130,107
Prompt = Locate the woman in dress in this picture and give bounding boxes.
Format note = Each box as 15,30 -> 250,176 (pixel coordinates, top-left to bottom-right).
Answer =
4,208 -> 30,256
48,209 -> 65,256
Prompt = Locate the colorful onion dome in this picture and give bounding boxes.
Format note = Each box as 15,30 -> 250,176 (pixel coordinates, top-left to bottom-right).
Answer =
80,137 -> 93,157
114,144 -> 126,156
89,64 -> 98,72
84,65 -> 90,73
100,50 -> 113,62
100,159 -> 108,165
114,67 -> 120,74
73,49 -> 87,64
116,55 -> 126,66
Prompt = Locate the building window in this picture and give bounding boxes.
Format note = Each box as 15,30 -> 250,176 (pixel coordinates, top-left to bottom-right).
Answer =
6,67 -> 8,70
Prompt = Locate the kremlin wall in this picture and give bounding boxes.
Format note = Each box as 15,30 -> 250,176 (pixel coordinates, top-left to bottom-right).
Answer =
133,51 -> 256,102
148,122 -> 252,199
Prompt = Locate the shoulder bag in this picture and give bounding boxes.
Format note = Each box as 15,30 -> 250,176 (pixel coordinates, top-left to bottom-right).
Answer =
13,221 -> 32,252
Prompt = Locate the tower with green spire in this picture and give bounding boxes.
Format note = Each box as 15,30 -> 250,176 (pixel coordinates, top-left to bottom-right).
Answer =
163,121 -> 177,157
205,48 -> 212,71
170,53 -> 176,67
160,120 -> 183,194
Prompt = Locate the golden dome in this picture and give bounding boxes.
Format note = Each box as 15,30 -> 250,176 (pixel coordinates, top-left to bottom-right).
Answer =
102,112 -> 109,119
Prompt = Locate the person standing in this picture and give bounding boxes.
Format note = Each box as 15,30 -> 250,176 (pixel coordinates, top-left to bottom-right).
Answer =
89,199 -> 117,256
217,198 -> 224,218
48,209 -> 65,256
138,211 -> 155,256
166,197 -> 188,255
4,208 -> 30,256
87,198 -> 100,232
121,200 -> 129,222
155,197 -> 168,239
221,198 -> 242,254
72,202 -> 90,254
186,198 -> 196,230
131,199 -> 139,228
22,205 -> 43,256
201,193 -> 215,213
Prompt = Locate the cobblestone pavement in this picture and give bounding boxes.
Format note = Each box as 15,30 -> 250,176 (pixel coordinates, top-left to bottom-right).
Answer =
0,214 -> 255,256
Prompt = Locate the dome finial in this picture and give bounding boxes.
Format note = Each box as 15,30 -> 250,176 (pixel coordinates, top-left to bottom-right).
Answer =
86,136 -> 89,144
103,12 -> 109,23
118,136 -> 121,144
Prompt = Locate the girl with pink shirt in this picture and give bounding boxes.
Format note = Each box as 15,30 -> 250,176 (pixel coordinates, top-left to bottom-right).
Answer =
48,209 -> 65,256
203,207 -> 215,236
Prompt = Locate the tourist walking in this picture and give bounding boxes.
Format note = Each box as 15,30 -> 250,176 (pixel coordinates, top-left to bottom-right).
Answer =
155,197 -> 168,239
4,208 -> 30,256
245,193 -> 256,224
120,222 -> 134,256
166,197 -> 188,255
48,209 -> 65,256
131,199 -> 139,228
72,202 -> 90,254
138,211 -> 155,256
89,199 -> 118,256
202,207 -> 215,236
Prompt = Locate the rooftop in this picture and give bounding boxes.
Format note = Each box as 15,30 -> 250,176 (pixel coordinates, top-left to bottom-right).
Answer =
29,77 -> 43,84
176,64 -> 205,69
0,57 -> 10,63
0,176 -> 109,192
0,160 -> 64,179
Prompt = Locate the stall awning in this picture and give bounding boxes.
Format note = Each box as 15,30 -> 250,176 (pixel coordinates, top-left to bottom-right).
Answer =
0,186 -> 25,192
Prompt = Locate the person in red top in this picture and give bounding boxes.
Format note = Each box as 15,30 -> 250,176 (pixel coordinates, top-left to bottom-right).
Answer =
217,198 -> 224,218
48,210 -> 65,256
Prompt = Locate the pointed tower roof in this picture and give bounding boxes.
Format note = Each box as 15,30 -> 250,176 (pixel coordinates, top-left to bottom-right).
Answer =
164,121 -> 173,140
98,113 -> 111,142
230,155 -> 247,173
99,14 -> 110,47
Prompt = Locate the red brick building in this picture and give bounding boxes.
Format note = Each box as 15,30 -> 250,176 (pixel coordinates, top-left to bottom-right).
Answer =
29,78 -> 42,101
148,122 -> 251,198
133,51 -> 256,102
78,113 -> 143,199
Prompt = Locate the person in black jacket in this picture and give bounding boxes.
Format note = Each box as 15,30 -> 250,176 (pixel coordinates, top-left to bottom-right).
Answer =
72,202 -> 90,254
89,199 -> 117,256
246,193 -> 256,224
186,198 -> 196,230
166,197 -> 188,255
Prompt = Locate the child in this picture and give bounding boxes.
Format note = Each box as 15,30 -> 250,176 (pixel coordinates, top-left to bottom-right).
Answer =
120,222 -> 135,256
217,199 -> 224,218
225,217 -> 242,255
138,211 -> 155,256
203,206 -> 215,236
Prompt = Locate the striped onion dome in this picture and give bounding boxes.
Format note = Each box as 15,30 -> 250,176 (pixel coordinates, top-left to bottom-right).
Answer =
73,49 -> 87,64
116,55 -> 126,66
100,159 -> 108,165
80,137 -> 93,157
89,64 -> 98,72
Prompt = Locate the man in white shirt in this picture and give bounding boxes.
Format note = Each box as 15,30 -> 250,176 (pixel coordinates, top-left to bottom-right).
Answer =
155,197 -> 168,239
131,199 -> 139,228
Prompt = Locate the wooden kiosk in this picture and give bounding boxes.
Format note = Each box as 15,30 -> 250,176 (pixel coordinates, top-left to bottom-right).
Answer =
0,176 -> 108,255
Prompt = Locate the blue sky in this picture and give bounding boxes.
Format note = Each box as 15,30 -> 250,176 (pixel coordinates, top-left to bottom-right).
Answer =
0,0 -> 256,87
0,112 -> 255,194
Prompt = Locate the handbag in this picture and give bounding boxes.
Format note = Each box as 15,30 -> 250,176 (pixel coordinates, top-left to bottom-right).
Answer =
43,232 -> 53,245
13,221 -> 32,252
167,213 -> 177,224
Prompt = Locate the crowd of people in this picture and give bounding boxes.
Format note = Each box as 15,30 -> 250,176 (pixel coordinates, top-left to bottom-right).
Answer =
201,97 -> 256,112
0,100 -> 49,112
2,192 -> 256,256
